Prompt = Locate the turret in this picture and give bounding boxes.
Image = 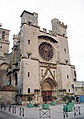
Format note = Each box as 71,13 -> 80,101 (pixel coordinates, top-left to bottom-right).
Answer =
51,18 -> 67,37
0,27 -> 10,57
20,10 -> 38,26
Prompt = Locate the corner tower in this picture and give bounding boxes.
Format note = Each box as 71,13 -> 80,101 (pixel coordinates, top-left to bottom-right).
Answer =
51,18 -> 67,37
0,26 -> 10,57
18,10 -> 40,100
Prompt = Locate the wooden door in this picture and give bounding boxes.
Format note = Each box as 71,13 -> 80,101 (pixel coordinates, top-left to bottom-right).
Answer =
42,91 -> 52,102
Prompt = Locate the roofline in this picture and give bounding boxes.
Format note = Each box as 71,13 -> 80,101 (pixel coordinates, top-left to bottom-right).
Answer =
20,10 -> 34,17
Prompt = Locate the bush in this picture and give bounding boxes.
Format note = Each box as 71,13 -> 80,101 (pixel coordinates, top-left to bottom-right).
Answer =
62,95 -> 75,103
62,95 -> 69,102
68,96 -> 75,102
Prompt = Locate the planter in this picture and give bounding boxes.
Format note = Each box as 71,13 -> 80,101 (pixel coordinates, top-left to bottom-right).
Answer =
42,104 -> 49,110
63,104 -> 73,112
50,101 -> 56,106
27,103 -> 32,108
67,102 -> 74,107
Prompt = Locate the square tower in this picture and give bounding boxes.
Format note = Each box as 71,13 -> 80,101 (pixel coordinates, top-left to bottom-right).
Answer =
0,27 -> 10,57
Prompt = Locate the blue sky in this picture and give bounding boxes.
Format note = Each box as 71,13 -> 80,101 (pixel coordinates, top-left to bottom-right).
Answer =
0,0 -> 84,81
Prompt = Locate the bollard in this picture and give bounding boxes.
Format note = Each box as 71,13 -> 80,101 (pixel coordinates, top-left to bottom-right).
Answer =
19,108 -> 24,117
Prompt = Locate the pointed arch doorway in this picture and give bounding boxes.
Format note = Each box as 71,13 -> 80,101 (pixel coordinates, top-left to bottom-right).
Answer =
41,77 -> 57,102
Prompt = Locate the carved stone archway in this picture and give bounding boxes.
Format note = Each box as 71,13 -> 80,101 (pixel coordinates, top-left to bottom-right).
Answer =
41,77 -> 58,102
42,81 -> 53,91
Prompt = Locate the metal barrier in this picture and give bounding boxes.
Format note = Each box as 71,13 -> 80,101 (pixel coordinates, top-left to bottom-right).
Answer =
0,104 -> 6,110
0,103 -> 4,109
8,105 -> 11,112
12,106 -> 16,114
39,109 -> 51,119
19,108 -> 24,117
3,104 -> 7,110
74,106 -> 81,116
0,104 -> 25,118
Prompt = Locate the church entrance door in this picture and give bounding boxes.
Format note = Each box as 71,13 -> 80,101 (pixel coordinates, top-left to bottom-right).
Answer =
41,77 -> 58,102
42,91 -> 52,102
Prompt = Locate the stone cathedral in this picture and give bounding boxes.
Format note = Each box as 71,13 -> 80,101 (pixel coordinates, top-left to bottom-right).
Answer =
0,10 -> 77,104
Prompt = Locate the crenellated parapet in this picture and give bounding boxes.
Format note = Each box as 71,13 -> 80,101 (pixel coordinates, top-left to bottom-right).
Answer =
40,28 -> 57,37
56,19 -> 67,29
20,10 -> 67,38
51,18 -> 67,37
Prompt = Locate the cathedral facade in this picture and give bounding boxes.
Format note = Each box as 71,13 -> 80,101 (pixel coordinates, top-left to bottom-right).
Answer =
0,10 -> 77,104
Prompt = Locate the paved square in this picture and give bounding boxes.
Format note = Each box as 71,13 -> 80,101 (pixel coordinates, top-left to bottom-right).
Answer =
0,103 -> 84,119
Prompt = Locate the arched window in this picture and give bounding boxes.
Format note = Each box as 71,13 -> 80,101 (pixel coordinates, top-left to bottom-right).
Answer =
28,88 -> 30,93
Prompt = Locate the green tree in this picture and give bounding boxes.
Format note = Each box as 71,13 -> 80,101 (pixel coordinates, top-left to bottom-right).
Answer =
62,95 -> 75,103
28,96 -> 32,103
